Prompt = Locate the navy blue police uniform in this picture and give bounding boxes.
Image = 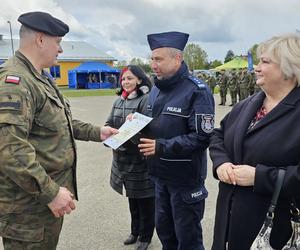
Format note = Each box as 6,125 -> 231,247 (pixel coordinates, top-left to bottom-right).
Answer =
146,31 -> 215,250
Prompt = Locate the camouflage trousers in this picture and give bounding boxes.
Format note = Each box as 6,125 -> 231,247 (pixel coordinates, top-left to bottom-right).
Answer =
1,209 -> 63,250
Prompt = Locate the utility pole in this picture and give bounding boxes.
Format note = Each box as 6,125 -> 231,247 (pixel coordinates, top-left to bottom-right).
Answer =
7,20 -> 14,56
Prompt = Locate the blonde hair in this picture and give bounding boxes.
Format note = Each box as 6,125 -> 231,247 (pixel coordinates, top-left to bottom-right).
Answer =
257,33 -> 300,86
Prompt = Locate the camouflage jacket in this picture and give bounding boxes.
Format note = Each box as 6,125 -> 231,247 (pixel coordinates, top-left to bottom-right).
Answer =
0,51 -> 101,214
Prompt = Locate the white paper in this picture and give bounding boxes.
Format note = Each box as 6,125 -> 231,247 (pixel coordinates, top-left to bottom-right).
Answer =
103,112 -> 152,150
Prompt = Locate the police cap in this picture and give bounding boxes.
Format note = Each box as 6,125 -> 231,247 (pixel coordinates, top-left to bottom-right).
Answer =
18,11 -> 69,36
147,31 -> 189,51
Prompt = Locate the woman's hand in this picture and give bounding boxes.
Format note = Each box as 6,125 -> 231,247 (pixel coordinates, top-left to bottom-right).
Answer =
216,162 -> 236,185
232,165 -> 256,186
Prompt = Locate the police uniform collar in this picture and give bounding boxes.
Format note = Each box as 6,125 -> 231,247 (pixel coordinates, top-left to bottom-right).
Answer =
154,62 -> 189,91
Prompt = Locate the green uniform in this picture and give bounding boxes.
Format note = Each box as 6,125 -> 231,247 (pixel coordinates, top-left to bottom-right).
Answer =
0,51 -> 101,249
207,75 -> 217,94
218,72 -> 228,105
228,71 -> 238,106
248,71 -> 257,95
239,70 -> 250,101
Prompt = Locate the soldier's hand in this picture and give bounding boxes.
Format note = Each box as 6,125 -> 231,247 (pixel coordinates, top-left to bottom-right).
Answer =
138,138 -> 156,156
100,126 -> 118,141
48,187 -> 76,218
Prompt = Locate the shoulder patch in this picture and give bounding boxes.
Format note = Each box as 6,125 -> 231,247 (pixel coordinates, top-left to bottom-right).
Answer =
5,75 -> 21,85
188,75 -> 206,89
0,94 -> 22,111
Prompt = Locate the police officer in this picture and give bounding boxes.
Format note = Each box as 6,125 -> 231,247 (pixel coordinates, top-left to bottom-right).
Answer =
138,31 -> 215,250
0,11 -> 117,250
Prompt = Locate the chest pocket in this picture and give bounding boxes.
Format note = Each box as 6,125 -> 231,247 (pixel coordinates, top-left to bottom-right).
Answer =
34,90 -> 67,132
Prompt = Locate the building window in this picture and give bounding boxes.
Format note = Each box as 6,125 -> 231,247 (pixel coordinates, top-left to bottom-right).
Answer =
50,65 -> 61,79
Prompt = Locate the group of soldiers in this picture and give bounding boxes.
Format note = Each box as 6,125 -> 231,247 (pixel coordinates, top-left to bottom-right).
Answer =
198,68 -> 260,106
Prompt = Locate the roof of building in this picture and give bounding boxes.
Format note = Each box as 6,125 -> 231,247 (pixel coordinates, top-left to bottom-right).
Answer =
0,38 -> 116,62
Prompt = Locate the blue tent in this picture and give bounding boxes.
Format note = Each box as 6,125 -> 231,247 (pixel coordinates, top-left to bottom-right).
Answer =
68,62 -> 120,89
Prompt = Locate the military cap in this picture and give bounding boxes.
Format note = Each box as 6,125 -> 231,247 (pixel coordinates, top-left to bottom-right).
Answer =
147,31 -> 189,51
18,11 -> 69,36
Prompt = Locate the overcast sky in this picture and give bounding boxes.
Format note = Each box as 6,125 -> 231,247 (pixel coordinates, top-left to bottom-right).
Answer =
0,0 -> 299,62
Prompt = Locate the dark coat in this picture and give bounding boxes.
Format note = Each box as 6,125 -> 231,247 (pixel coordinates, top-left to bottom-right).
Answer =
209,87 -> 300,250
146,62 -> 215,188
106,85 -> 154,198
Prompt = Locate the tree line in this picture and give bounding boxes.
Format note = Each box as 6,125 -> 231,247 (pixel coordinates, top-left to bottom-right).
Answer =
114,43 -> 259,73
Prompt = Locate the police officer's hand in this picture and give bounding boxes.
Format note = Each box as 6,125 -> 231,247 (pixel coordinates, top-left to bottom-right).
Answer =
232,164 -> 256,186
216,162 -> 236,185
138,138 -> 156,156
100,126 -> 118,141
48,187 -> 76,218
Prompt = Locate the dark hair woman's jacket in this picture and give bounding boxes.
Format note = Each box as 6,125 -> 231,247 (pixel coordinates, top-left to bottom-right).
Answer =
106,85 -> 154,198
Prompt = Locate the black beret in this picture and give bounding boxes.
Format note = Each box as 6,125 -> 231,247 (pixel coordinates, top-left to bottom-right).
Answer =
147,31 -> 189,51
18,11 -> 69,36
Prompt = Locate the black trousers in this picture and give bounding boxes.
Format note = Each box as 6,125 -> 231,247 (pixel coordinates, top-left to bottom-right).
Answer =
128,197 -> 155,242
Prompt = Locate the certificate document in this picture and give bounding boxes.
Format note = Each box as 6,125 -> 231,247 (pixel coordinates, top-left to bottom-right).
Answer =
103,112 -> 152,150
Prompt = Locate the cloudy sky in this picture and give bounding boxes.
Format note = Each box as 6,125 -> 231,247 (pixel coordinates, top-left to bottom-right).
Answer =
0,0 -> 299,62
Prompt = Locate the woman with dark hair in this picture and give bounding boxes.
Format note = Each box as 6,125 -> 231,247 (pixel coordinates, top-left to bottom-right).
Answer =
104,65 -> 154,250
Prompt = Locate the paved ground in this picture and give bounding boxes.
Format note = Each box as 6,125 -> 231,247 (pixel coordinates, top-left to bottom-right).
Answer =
0,94 -> 232,250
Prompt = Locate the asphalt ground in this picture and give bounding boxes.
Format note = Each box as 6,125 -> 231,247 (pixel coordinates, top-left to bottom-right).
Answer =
0,94 -> 232,250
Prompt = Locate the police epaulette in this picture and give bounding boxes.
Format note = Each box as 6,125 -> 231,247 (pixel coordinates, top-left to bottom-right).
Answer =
188,75 -> 206,89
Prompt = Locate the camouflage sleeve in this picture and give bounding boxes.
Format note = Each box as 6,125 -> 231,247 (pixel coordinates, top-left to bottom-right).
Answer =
72,119 -> 101,142
0,85 -> 59,205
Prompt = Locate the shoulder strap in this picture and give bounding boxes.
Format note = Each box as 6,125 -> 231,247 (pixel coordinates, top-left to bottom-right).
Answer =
188,75 -> 207,89
268,169 -> 286,214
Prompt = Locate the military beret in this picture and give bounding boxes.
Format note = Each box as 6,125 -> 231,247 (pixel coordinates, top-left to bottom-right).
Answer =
18,11 -> 69,36
147,31 -> 189,51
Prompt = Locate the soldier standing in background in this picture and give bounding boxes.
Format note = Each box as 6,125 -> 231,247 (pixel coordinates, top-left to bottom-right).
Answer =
218,69 -> 228,105
0,11 -> 117,250
228,69 -> 238,106
248,70 -> 256,96
207,73 -> 217,94
239,68 -> 250,101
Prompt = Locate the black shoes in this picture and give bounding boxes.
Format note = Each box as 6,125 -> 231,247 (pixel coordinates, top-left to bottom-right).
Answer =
135,241 -> 150,250
123,234 -> 138,245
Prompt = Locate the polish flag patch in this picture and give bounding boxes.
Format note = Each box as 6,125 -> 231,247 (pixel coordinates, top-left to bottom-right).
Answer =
5,75 -> 21,84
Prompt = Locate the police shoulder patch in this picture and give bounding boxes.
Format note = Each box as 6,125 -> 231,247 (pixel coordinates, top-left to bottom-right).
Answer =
188,75 -> 206,89
196,113 -> 214,134
5,75 -> 21,85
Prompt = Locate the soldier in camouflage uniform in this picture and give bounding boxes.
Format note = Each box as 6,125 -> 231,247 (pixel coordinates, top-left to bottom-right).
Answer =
227,69 -> 238,106
207,74 -> 217,94
218,69 -> 228,105
0,12 -> 117,250
239,68 -> 250,101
